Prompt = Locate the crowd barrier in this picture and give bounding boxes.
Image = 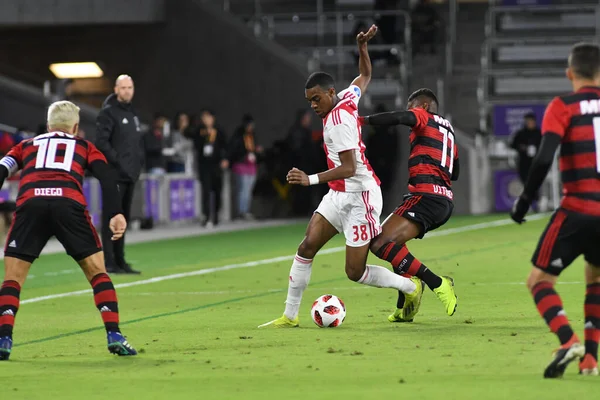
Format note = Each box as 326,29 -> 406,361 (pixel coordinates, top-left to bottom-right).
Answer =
0,172 -> 233,228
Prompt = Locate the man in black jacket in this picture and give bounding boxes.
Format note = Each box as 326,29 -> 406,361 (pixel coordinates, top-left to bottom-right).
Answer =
95,75 -> 143,274
187,110 -> 229,227
510,112 -> 542,203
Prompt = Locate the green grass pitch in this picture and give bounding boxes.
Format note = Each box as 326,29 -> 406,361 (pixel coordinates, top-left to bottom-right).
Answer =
1,215 -> 596,399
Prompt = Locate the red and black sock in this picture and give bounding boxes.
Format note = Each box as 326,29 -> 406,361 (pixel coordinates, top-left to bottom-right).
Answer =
0,280 -> 21,337
91,273 -> 120,333
374,242 -> 443,290
532,281 -> 578,347
584,283 -> 600,361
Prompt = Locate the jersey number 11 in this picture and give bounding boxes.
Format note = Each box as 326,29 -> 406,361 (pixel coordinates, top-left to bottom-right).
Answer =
439,126 -> 455,174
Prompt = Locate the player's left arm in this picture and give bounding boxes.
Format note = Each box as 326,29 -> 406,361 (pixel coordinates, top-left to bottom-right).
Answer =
511,98 -> 567,223
86,142 -> 123,219
0,143 -> 24,188
350,25 -> 377,94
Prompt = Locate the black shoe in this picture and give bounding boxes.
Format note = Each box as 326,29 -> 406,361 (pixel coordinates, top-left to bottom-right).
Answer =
106,265 -> 122,274
200,217 -> 208,227
544,343 -> 585,378
118,263 -> 141,275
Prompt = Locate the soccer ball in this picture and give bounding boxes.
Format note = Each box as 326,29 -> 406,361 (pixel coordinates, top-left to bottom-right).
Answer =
311,294 -> 346,328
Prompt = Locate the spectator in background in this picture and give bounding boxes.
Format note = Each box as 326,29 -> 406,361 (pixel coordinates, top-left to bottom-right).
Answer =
411,0 -> 441,55
164,112 -> 193,173
365,104 -> 399,201
188,110 -> 229,227
95,74 -> 143,275
286,109 -> 315,216
510,112 -> 542,202
230,114 -> 262,220
144,114 -> 167,175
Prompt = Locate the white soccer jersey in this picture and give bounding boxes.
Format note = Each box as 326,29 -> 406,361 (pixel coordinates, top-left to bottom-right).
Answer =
321,85 -> 380,192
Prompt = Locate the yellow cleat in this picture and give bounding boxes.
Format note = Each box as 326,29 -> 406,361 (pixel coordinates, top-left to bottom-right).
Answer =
402,277 -> 424,321
257,314 -> 299,328
433,276 -> 457,316
388,308 -> 410,323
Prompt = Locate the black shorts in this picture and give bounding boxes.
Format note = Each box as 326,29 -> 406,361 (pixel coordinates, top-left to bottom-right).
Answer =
4,198 -> 102,263
393,193 -> 454,239
532,208 -> 600,276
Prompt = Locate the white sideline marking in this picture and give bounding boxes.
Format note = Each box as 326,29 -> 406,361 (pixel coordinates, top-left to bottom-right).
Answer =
20,214 -> 550,306
123,281 -> 584,297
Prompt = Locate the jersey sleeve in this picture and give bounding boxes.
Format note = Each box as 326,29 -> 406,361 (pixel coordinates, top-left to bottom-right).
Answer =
329,112 -> 359,154
338,85 -> 362,107
86,141 -> 108,164
0,142 -> 23,176
409,107 -> 430,132
541,97 -> 570,138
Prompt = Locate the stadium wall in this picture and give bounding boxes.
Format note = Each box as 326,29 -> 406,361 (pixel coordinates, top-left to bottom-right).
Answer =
0,1 -> 308,145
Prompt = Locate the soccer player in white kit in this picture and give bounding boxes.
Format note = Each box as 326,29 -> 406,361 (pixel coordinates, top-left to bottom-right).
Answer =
259,25 -> 420,328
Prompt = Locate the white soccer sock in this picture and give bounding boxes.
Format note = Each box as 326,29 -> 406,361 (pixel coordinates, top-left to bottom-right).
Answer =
284,254 -> 313,320
358,264 -> 416,294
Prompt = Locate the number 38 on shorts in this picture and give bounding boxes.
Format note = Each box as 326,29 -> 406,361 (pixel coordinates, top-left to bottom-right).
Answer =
352,225 -> 370,242
315,188 -> 383,248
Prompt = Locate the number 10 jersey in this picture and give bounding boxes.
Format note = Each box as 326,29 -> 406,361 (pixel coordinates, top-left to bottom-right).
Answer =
0,131 -> 107,208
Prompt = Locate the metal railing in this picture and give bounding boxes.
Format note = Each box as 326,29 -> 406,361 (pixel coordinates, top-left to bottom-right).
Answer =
243,10 -> 412,96
479,3 -> 600,133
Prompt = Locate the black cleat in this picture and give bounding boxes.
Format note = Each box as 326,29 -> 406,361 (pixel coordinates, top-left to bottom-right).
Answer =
544,342 -> 585,378
118,263 -> 141,275
0,336 -> 12,361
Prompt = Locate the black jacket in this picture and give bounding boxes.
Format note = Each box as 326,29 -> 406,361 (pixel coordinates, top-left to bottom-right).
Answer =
186,125 -> 228,173
229,127 -> 259,165
95,94 -> 144,182
510,127 -> 542,171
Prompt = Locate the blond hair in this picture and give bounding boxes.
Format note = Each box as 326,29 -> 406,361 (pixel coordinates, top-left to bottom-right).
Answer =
47,100 -> 80,132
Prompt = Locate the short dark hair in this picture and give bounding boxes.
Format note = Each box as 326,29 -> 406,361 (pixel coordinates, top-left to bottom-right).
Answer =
569,42 -> 600,80
524,112 -> 536,120
305,72 -> 335,90
408,88 -> 438,106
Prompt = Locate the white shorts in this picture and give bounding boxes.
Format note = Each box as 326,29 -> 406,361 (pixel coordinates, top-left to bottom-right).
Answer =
315,187 -> 382,247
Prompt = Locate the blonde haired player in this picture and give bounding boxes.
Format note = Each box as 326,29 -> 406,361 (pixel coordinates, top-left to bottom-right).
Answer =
260,25 -> 421,328
0,101 -> 136,359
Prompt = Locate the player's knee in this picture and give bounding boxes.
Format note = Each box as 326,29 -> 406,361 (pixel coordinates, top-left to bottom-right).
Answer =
77,252 -> 106,281
297,237 -> 319,259
526,268 -> 556,291
586,262 -> 600,283
345,265 -> 364,282
369,235 -> 387,255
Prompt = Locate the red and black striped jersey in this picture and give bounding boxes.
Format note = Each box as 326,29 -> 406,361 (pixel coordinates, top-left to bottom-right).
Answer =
542,86 -> 600,216
408,108 -> 459,200
0,131 -> 107,208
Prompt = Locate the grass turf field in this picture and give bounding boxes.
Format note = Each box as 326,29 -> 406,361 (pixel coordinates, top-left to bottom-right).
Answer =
1,214 -> 597,399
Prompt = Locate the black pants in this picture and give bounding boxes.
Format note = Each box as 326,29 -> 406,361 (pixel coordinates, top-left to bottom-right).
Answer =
102,181 -> 135,267
199,170 -> 222,223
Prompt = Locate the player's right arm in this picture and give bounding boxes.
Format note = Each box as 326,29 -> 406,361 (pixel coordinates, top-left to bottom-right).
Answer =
511,97 -> 566,223
0,142 -> 24,188
521,98 -> 566,201
287,116 -> 358,186
361,111 -> 418,128
95,109 -> 120,166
